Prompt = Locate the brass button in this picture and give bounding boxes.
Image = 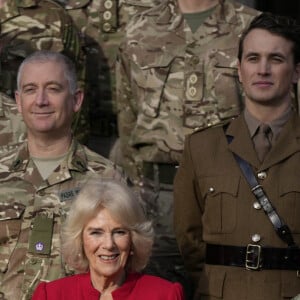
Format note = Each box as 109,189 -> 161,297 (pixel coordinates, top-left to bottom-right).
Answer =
188,87 -> 197,97
189,73 -> 198,84
257,171 -> 267,180
103,11 -> 112,21
251,233 -> 261,243
104,0 -> 113,9
253,201 -> 261,210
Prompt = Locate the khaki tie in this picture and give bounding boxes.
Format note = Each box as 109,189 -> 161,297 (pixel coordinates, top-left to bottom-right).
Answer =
254,124 -> 272,162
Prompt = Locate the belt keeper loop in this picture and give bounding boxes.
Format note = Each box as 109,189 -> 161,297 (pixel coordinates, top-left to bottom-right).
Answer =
297,270 -> 300,277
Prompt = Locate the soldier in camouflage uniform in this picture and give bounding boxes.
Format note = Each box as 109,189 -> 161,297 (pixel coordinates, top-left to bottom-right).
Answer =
116,0 -> 259,297
0,0 -> 87,149
0,92 -> 26,154
55,0 -> 159,157
0,51 -> 123,300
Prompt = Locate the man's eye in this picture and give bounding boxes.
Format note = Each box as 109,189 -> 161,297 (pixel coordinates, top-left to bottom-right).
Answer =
272,56 -> 284,63
23,88 -> 35,94
48,86 -> 61,92
247,56 -> 258,62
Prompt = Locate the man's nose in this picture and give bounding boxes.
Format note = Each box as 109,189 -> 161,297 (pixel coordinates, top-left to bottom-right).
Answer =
35,89 -> 49,106
258,59 -> 271,75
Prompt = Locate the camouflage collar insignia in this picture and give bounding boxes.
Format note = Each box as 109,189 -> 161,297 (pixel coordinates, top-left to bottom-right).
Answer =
9,143 -> 29,171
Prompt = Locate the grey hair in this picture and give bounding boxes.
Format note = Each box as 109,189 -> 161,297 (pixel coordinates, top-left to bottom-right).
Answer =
16,50 -> 77,94
62,177 -> 154,273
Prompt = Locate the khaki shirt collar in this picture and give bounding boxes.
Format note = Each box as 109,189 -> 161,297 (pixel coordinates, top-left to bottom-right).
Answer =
243,106 -> 293,142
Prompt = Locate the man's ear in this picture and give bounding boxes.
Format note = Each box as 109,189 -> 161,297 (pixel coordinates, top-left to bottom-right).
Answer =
237,60 -> 242,83
73,89 -> 84,113
15,91 -> 22,113
292,63 -> 300,83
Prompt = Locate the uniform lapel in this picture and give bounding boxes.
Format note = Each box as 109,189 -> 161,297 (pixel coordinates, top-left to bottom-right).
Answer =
262,113 -> 300,169
225,113 -> 300,170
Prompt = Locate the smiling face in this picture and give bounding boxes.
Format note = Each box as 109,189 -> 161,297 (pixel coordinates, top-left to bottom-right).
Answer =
82,208 -> 131,289
15,60 -> 83,138
238,28 -> 300,110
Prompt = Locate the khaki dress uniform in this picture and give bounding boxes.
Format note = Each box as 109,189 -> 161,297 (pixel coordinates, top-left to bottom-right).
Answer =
174,113 -> 300,299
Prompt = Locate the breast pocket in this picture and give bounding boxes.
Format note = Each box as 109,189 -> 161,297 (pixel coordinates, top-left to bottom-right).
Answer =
210,48 -> 243,119
279,175 -> 300,233
200,175 -> 240,234
130,51 -> 175,118
0,202 -> 25,272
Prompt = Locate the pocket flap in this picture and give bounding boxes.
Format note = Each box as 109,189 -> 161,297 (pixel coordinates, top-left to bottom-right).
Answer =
200,175 -> 240,198
0,202 -> 25,221
279,175 -> 300,195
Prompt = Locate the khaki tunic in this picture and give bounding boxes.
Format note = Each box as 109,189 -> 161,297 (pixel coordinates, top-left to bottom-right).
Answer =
0,140 -> 123,300
174,114 -> 300,299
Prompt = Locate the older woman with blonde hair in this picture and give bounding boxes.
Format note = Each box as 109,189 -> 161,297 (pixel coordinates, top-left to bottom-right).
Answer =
32,177 -> 185,299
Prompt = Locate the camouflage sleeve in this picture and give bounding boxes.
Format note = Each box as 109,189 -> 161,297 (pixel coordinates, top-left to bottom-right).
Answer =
0,92 -> 26,152
116,43 -> 140,181
57,2 -> 89,142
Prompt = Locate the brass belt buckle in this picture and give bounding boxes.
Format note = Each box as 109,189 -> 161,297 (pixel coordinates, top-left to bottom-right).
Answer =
245,244 -> 262,270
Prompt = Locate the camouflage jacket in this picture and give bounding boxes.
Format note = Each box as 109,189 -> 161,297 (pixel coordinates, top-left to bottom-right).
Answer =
0,0 -> 87,143
58,0 -> 159,136
116,0 -> 259,180
0,139 -> 123,300
0,92 -> 25,153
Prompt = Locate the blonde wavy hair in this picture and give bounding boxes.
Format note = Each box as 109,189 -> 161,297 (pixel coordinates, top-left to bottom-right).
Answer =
62,177 -> 154,273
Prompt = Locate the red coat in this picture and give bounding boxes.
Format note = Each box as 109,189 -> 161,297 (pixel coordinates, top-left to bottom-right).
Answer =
32,272 -> 185,300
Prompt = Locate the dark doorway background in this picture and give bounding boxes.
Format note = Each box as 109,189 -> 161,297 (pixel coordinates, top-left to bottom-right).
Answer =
256,1 -> 300,22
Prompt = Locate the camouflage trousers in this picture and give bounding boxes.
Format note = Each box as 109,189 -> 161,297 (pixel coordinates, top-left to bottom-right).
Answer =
139,178 -> 194,299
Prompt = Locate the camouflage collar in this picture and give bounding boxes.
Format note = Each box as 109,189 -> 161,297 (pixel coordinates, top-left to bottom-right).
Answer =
9,139 -> 88,173
151,0 -> 239,29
